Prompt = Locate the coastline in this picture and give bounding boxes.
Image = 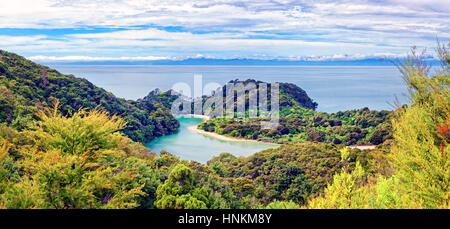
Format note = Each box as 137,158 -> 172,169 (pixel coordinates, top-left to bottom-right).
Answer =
349,145 -> 376,150
181,115 -> 375,149
185,116 -> 278,144
189,124 -> 376,148
178,114 -> 211,121
187,125 -> 267,143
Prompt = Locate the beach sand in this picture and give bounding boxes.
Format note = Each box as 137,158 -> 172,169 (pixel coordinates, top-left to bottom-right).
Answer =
185,115 -> 372,148
187,125 -> 264,143
349,145 -> 376,150
179,114 -> 211,121
184,114 -> 280,144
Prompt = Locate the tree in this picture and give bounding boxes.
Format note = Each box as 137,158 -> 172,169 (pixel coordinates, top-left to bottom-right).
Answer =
388,44 -> 449,208
265,200 -> 300,209
0,107 -> 144,209
306,162 -> 369,209
306,44 -> 450,209
155,164 -> 208,209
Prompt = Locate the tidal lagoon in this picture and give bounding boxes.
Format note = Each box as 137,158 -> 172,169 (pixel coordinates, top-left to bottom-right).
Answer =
145,116 -> 278,163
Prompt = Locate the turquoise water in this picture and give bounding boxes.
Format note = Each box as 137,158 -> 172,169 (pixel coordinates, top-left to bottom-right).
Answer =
145,116 -> 278,163
50,65 -> 410,162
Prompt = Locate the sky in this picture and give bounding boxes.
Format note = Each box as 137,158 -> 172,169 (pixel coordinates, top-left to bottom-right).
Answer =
0,0 -> 449,62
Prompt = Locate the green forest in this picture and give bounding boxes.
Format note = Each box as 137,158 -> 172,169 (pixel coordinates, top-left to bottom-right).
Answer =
0,50 -> 179,143
0,45 -> 448,209
199,106 -> 392,145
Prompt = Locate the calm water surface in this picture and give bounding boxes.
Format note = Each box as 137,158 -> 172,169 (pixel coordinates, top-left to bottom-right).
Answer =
51,65 -> 409,112
145,116 -> 278,163
51,65 -> 408,161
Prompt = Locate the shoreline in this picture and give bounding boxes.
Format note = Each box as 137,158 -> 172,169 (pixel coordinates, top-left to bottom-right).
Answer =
187,124 -> 279,145
178,114 -> 211,121
179,114 -> 259,142
180,115 -> 375,148
348,145 -> 376,150
187,125 -> 266,143
179,116 -> 376,149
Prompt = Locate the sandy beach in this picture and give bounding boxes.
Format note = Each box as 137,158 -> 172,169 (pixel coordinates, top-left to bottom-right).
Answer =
179,114 -> 211,121
185,115 -> 374,148
181,114 -> 257,142
183,114 -> 280,144
189,123 -> 375,149
349,145 -> 376,150
187,125 -> 266,143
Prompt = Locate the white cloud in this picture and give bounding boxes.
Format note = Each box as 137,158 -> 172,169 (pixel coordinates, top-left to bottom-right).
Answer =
0,35 -> 47,46
27,52 -> 424,62
0,0 -> 448,59
28,55 -> 172,62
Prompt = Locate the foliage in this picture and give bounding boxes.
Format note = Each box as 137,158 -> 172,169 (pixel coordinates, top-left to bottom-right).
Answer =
265,200 -> 300,209
306,161 -> 369,209
155,164 -> 208,209
199,107 -> 392,146
0,107 -> 151,208
206,143 -> 371,207
388,45 -> 449,208
0,50 -> 179,143
305,44 -> 450,209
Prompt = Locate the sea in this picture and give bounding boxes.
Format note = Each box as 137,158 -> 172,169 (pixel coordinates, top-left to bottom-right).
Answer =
49,65 -> 410,162
49,65 -> 409,113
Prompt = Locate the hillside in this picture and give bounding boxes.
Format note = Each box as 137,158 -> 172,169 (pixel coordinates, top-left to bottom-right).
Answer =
0,46 -> 447,210
143,79 -> 318,114
141,78 -> 391,145
0,50 -> 179,143
188,79 -> 393,145
222,79 -> 318,111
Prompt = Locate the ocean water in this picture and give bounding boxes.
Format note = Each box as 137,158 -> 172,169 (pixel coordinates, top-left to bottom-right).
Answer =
50,65 -> 409,112
49,64 -> 409,161
145,116 -> 278,163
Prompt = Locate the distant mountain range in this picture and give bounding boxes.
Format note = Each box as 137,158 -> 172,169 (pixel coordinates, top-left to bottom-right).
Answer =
33,57 -> 440,66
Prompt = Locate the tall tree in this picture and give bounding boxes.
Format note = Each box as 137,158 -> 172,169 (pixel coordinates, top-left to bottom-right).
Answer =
155,164 -> 208,209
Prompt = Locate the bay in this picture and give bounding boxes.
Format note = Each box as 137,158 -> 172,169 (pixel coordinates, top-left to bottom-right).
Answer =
50,64 -> 409,161
145,116 -> 278,163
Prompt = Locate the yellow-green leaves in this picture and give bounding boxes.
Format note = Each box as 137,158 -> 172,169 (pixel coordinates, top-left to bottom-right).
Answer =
28,106 -> 127,156
340,147 -> 350,162
306,162 -> 368,209
155,164 -> 208,209
265,200 -> 300,209
306,44 -> 449,209
0,107 -> 145,209
0,140 -> 9,162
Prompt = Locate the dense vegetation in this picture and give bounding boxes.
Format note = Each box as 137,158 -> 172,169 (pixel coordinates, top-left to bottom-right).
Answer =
139,88 -> 181,110
0,108 -> 379,209
145,77 -> 392,146
199,105 -> 392,145
304,45 -> 449,209
0,50 -> 179,143
205,142 -> 382,206
149,79 -> 318,114
0,44 -> 448,209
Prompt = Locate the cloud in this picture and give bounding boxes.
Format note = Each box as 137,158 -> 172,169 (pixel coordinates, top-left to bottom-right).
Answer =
28,55 -> 173,62
0,35 -> 47,46
0,0 -> 448,59
28,52 -> 425,63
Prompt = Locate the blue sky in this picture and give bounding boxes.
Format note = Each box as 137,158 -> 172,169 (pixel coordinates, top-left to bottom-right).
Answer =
0,0 -> 448,62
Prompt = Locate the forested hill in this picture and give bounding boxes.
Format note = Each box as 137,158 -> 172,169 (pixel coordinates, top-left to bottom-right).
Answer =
142,79 -> 319,114
0,50 -> 179,143
142,78 -> 391,146
224,79 -> 318,111
139,88 -> 181,110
